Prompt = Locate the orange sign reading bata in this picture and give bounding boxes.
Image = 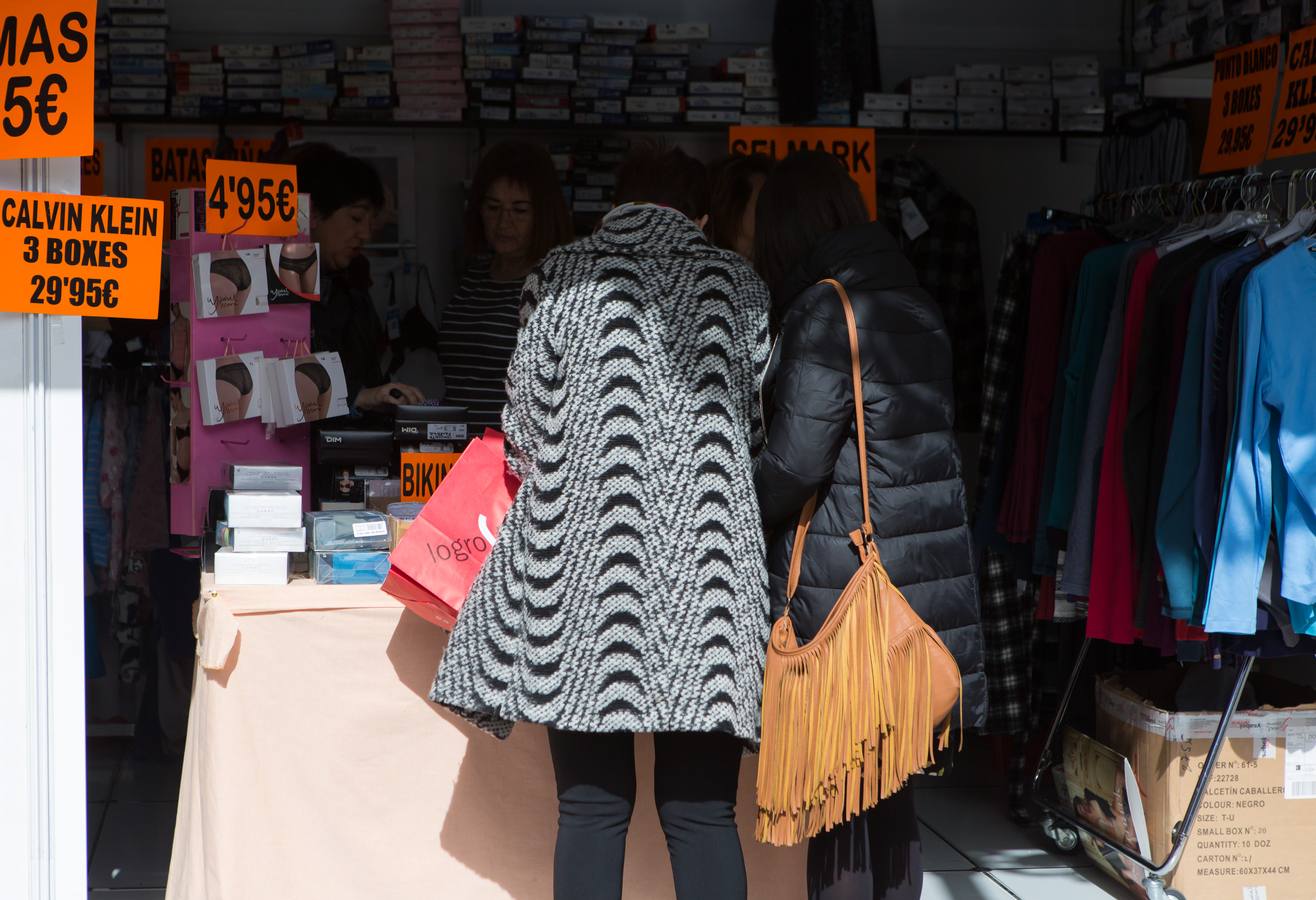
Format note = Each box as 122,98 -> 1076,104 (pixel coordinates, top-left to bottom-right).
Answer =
729,126 -> 877,217
401,452 -> 463,503
1201,35 -> 1281,173
0,190 -> 163,319
1268,25 -> 1316,159
0,0 -> 96,160
205,159 -> 300,237
81,139 -> 103,195
144,137 -> 275,202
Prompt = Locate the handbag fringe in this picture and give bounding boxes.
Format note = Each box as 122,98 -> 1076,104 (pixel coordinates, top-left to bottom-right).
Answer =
755,558 -> 955,847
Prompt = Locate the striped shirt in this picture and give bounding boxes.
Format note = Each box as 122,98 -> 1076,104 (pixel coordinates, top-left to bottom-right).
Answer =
438,256 -> 525,432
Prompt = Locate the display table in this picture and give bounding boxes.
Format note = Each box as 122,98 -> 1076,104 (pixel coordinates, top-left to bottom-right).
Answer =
166,578 -> 805,899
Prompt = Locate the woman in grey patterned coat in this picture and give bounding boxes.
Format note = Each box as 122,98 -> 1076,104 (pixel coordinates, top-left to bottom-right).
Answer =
431,146 -> 772,900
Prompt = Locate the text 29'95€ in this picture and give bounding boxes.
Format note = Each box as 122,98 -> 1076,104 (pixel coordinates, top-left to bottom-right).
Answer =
0,190 -> 163,319
0,1 -> 96,160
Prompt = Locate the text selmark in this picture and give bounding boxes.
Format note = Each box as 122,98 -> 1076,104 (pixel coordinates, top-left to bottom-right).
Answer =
0,195 -> 158,236
1216,42 -> 1280,81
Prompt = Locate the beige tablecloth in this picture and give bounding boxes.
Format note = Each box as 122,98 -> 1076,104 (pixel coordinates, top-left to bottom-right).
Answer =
166,578 -> 804,899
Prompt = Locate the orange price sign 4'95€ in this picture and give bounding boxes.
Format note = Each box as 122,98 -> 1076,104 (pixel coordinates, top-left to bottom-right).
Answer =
1201,35 -> 1282,173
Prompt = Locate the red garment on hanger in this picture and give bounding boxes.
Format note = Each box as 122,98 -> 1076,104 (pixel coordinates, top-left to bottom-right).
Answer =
1088,249 -> 1160,644
997,231 -> 1110,542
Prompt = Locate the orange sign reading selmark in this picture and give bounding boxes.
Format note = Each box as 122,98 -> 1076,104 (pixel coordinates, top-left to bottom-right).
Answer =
1268,24 -> 1316,159
401,452 -> 463,503
0,190 -> 163,319
1201,35 -> 1281,173
205,159 -> 299,237
729,126 -> 877,217
0,0 -> 96,160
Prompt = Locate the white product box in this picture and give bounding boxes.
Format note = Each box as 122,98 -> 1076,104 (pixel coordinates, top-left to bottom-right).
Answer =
858,109 -> 906,128
1052,55 -> 1101,78
459,16 -> 519,34
688,80 -> 743,95
722,56 -> 774,75
225,491 -> 303,528
591,14 -> 648,31
686,109 -> 741,124
650,23 -> 710,40
744,71 -> 776,88
1060,113 -> 1106,133
910,111 -> 956,130
1006,65 -> 1052,83
954,63 -> 1002,81
1052,77 -> 1101,99
910,75 -> 957,97
229,464 -> 304,492
215,548 -> 289,586
1007,81 -> 1054,99
911,95 -> 956,111
958,111 -> 1005,130
959,80 -> 1004,98
864,92 -> 910,111
1007,113 -> 1055,132
227,526 -> 306,553
1007,97 -> 1056,116
957,96 -> 1003,114
1058,97 -> 1107,117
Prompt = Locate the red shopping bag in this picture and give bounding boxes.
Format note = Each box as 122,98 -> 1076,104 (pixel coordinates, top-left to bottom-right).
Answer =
382,429 -> 521,629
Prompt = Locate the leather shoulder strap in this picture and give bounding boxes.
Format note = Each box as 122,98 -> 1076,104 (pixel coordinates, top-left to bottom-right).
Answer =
784,279 -> 873,602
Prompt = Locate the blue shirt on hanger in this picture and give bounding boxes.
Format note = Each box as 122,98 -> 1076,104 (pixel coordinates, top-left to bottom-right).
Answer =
1203,239 -> 1316,635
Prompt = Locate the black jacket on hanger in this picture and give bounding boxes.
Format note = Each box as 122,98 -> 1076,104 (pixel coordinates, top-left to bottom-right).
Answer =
773,0 -> 881,123
755,221 -> 987,728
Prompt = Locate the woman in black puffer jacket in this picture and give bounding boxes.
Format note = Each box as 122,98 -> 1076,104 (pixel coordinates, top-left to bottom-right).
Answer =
753,151 -> 985,900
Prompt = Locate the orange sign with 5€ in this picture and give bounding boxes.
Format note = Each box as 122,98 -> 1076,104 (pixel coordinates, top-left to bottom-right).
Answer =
0,0 -> 97,160
0,190 -> 163,319
729,126 -> 877,217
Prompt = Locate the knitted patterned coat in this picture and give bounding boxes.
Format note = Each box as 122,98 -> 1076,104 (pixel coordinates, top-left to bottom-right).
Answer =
430,204 -> 773,742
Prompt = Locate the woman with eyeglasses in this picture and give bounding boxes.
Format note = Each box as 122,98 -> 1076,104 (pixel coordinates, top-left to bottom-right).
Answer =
437,140 -> 573,432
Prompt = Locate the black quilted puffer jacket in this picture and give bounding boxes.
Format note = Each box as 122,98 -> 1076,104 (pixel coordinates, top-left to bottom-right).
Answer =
755,220 -> 987,728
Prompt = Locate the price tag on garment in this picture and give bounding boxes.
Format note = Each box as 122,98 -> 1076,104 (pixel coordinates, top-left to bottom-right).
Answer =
80,140 -> 103,195
1200,35 -> 1281,173
400,451 -> 462,503
204,159 -> 299,237
729,126 -> 877,218
0,190 -> 163,319
898,197 -> 930,241
1267,25 -> 1316,159
0,0 -> 96,160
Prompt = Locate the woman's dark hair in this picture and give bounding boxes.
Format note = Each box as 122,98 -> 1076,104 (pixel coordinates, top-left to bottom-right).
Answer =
614,144 -> 710,220
283,142 -> 385,218
464,140 -> 573,262
754,150 -> 870,302
295,360 -> 333,393
708,154 -> 774,250
215,361 -> 253,394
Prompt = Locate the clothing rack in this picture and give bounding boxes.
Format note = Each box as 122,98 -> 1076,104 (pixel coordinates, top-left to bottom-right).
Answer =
1093,167 -> 1316,224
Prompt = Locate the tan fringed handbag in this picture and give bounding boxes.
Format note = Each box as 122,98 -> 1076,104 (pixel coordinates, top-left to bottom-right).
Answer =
756,278 -> 962,848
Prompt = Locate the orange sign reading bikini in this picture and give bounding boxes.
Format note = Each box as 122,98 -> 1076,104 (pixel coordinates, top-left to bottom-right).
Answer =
729,126 -> 877,217
0,0 -> 96,160
0,190 -> 163,319
1267,25 -> 1316,159
1201,35 -> 1281,173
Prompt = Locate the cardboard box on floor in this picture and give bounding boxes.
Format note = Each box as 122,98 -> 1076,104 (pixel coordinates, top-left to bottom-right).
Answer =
1097,671 -> 1316,900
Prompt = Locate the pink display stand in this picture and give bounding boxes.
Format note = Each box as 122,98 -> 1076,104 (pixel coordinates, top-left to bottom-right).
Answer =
169,233 -> 313,536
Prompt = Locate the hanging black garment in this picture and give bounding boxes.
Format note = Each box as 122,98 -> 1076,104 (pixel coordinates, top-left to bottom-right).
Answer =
773,0 -> 881,123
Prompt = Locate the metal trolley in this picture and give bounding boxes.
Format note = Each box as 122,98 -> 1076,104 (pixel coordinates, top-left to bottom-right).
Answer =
1029,638 -> 1257,900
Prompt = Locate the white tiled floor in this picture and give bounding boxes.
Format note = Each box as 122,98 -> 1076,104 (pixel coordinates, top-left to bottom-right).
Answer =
85,738 -> 1125,900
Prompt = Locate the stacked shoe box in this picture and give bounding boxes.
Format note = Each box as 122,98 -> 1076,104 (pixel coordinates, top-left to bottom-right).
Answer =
169,49 -> 224,119
94,7 -> 109,116
859,92 -> 909,129
715,49 -> 778,124
909,75 -> 957,131
219,44 -> 281,118
629,21 -> 696,126
463,15 -> 523,123
567,137 -> 627,231
519,16 -> 583,125
688,76 -> 743,126
106,0 -> 168,117
955,63 -> 1003,131
341,45 -> 395,122
570,16 -> 630,125
280,40 -> 337,122
1005,64 -> 1054,132
1053,56 -> 1104,133
392,0 -> 464,123
214,466 -> 305,586
305,510 -> 391,586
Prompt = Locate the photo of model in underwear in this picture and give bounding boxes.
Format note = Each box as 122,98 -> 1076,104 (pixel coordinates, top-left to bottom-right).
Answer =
293,355 -> 333,422
213,356 -> 256,423
208,253 -> 254,317
275,243 -> 320,299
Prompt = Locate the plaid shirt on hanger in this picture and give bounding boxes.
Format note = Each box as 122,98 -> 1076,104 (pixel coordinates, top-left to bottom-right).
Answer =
877,156 -> 987,431
978,232 -> 1039,489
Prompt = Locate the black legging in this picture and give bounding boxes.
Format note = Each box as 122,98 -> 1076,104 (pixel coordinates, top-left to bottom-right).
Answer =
807,787 -> 923,900
547,729 -> 747,900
